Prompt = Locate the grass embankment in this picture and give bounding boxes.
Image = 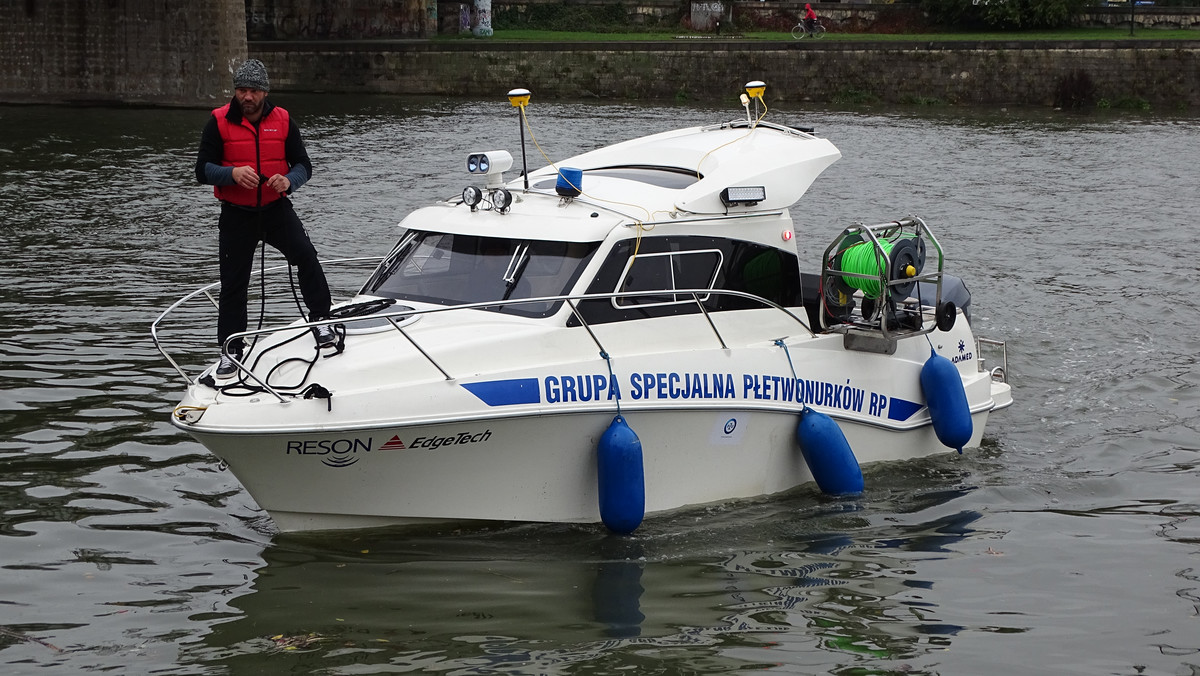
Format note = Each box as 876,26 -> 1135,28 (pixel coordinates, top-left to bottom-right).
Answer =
441,28 -> 1200,42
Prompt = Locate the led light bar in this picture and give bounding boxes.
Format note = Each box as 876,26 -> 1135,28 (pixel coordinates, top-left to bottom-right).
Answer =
720,185 -> 766,207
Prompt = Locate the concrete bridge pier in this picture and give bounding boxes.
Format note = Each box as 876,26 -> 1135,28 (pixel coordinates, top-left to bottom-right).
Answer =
0,0 -> 246,107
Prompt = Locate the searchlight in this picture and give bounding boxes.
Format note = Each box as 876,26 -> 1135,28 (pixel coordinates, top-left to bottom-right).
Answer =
466,150 -> 513,188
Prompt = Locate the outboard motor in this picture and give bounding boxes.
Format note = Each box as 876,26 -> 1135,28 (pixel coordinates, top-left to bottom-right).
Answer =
916,274 -> 972,324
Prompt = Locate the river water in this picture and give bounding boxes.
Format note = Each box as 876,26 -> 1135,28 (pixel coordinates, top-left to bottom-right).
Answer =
1,95 -> 1198,675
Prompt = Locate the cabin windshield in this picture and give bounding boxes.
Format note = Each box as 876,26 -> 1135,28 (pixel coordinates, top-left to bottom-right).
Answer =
361,231 -> 599,318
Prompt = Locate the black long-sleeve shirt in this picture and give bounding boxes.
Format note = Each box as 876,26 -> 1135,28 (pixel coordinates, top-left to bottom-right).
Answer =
194,98 -> 313,192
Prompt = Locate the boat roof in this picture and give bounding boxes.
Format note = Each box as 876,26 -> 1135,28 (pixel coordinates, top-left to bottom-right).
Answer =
524,120 -> 841,216
398,120 -> 841,243
398,199 -> 626,243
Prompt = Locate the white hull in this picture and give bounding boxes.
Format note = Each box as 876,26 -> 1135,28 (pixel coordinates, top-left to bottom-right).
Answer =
197,404 -> 997,532
179,310 -> 1007,531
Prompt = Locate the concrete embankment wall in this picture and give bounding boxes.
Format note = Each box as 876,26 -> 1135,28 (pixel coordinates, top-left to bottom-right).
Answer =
244,0 -> 1200,38
256,40 -> 1199,109
1,1 -> 1194,109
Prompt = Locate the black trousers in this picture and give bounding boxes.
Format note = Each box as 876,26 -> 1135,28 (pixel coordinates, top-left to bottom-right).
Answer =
217,198 -> 331,352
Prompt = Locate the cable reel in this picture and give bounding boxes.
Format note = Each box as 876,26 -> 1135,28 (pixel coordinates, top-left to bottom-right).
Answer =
819,217 -> 946,339
827,232 -> 926,303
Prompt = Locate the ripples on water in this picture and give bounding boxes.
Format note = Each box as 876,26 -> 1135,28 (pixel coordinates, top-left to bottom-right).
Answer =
1,98 -> 1198,674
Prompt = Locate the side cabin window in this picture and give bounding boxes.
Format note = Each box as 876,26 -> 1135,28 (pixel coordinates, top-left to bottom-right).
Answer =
361,231 -> 599,318
614,249 -> 722,308
572,235 -> 803,326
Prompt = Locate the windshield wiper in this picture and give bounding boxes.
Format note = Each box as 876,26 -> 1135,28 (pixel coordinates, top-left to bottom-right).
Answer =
501,243 -> 530,300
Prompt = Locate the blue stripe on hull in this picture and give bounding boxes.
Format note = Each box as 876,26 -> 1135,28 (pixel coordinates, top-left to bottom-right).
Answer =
462,378 -> 542,406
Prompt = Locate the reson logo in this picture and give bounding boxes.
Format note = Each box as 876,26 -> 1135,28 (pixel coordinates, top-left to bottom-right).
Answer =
286,437 -> 373,468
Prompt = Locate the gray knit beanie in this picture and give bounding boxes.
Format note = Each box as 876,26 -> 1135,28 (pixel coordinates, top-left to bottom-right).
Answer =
233,59 -> 270,92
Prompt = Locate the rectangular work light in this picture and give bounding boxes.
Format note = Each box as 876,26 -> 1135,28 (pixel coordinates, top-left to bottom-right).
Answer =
720,186 -> 766,207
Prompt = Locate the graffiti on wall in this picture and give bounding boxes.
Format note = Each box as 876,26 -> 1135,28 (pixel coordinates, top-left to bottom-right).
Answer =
246,0 -> 436,40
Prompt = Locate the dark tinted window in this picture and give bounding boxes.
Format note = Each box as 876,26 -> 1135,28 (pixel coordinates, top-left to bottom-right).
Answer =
615,249 -> 722,308
530,165 -> 701,191
361,232 -> 599,318
572,235 -> 802,326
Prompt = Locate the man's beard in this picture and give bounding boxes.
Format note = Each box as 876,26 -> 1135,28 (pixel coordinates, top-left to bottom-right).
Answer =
240,99 -> 262,118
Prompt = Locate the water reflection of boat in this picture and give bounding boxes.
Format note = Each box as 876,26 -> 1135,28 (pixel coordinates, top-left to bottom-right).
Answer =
155,82 -> 1012,533
184,498 -> 989,673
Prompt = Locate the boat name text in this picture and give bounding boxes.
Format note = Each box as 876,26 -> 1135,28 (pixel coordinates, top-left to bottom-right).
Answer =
466,373 -> 923,421
544,372 -> 881,415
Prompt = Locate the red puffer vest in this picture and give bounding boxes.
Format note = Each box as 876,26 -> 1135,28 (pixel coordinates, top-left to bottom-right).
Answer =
212,103 -> 291,207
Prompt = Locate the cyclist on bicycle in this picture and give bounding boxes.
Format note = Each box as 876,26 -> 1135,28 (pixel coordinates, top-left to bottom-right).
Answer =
803,3 -> 817,33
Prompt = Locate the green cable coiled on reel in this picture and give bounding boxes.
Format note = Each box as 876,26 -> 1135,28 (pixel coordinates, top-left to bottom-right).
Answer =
835,235 -> 925,300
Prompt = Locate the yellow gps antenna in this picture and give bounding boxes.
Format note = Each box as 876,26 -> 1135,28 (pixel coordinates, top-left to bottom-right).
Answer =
508,88 -> 531,190
744,80 -> 766,126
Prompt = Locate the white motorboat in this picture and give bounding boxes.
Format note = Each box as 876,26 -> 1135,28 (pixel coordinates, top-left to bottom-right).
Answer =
155,83 -> 1012,533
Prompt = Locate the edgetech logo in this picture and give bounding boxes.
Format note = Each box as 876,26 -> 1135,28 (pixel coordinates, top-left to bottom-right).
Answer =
408,430 -> 492,450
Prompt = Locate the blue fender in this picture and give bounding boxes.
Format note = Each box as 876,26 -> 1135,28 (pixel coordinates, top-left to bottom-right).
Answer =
796,406 -> 864,495
920,347 -> 973,453
597,415 -> 645,534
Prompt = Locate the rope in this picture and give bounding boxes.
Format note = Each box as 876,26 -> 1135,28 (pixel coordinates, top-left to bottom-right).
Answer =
694,94 -> 766,180
600,350 -> 623,416
773,338 -> 799,381
216,209 -> 341,400
516,94 -> 766,266
775,338 -> 811,415
173,404 -> 208,422
301,383 -> 333,412
518,106 -> 652,224
217,328 -> 329,398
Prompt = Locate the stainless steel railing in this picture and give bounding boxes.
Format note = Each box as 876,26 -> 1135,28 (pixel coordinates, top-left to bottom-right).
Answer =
152,262 -> 816,403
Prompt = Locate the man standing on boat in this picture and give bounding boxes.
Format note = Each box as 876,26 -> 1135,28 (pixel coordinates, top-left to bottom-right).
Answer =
194,58 -> 336,379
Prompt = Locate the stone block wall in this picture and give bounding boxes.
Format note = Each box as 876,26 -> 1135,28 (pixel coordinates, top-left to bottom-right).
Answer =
2,1 -> 1196,109
254,40 -> 1200,110
0,0 -> 246,107
1075,6 -> 1200,30
483,1 -> 1200,34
